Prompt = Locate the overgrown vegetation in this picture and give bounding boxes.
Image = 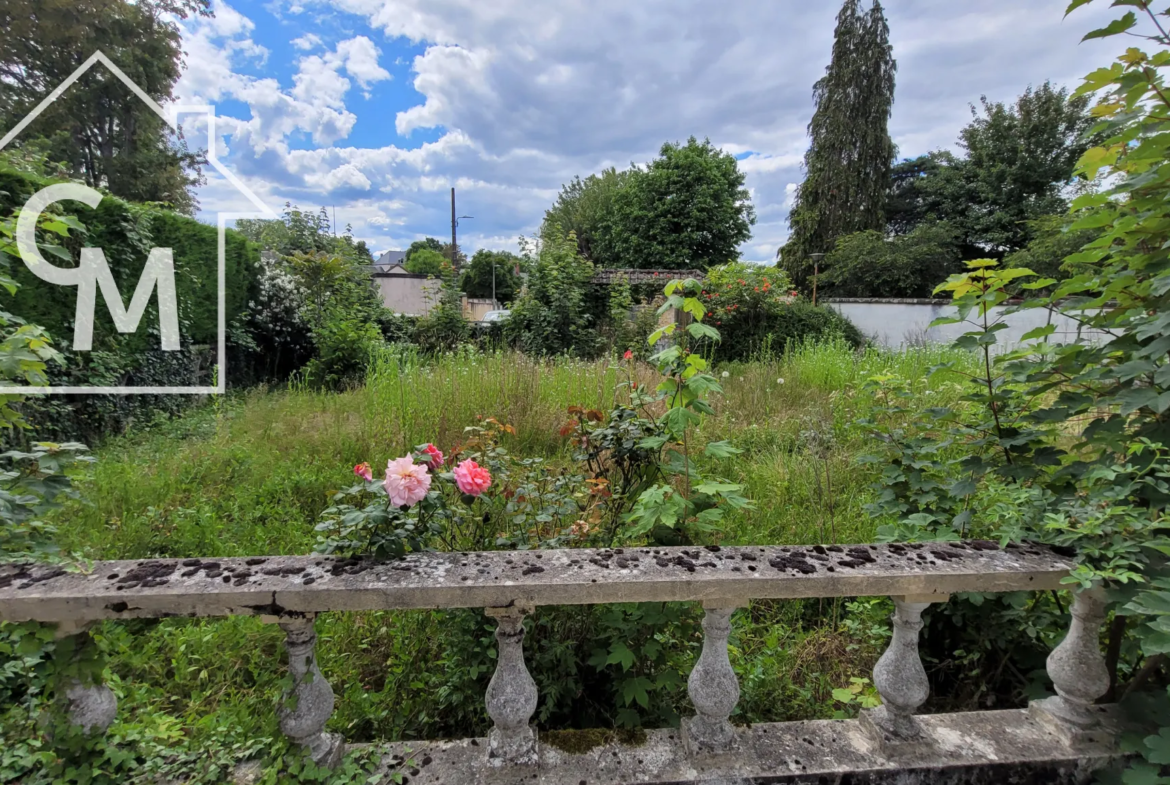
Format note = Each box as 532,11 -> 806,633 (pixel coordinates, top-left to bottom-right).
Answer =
857,5 -> 1170,776
0,340 -> 977,782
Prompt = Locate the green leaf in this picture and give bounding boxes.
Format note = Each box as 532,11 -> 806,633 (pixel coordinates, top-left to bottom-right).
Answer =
1070,190 -> 1111,210
648,324 -> 676,346
620,676 -> 653,707
681,297 -> 705,321
1081,11 -> 1136,41
704,440 -> 741,459
1021,324 -> 1056,341
686,321 -> 720,340
662,406 -> 701,435
1064,0 -> 1094,15
949,479 -> 977,497
694,480 -> 743,495
606,642 -> 636,671
39,244 -> 74,263
1128,590 -> 1170,615
1141,727 -> 1170,765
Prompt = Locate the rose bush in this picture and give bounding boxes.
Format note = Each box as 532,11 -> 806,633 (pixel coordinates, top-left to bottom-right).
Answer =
316,443 -> 494,559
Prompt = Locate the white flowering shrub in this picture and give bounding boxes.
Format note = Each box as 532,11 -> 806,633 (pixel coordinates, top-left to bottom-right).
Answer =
236,254 -> 314,379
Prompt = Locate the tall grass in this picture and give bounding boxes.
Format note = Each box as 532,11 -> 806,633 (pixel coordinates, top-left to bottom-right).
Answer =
22,340 -> 984,765
57,340 -> 975,560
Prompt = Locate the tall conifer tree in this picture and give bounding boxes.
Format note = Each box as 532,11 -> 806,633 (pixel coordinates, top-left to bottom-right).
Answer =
780,0 -> 896,290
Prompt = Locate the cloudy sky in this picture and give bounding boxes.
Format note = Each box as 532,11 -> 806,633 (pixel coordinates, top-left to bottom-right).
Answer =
175,0 -> 1129,262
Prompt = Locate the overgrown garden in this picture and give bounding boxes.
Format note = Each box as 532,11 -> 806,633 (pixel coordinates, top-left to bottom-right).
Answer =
0,0 -> 1168,782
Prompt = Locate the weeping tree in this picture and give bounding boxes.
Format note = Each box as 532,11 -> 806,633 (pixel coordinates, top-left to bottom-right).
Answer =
780,0 -> 896,290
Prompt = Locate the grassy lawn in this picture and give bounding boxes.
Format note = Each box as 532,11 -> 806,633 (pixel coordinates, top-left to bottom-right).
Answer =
39,340 -> 979,766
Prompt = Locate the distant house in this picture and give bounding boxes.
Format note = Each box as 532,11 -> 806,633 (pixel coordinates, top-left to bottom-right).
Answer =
373,249 -> 407,273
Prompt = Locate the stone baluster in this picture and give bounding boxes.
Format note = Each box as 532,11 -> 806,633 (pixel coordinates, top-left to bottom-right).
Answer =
277,615 -> 344,767
861,595 -> 943,753
56,622 -> 117,735
484,605 -> 538,766
683,600 -> 741,755
1029,585 -> 1113,745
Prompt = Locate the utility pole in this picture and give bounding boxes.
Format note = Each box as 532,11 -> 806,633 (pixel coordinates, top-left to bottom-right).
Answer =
450,187 -> 457,269
492,258 -> 497,309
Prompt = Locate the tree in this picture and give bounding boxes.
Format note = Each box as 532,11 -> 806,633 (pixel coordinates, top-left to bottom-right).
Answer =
542,138 -> 754,271
237,204 -> 334,256
781,0 -> 896,290
0,0 -> 210,214
460,249 -> 522,305
505,230 -> 599,356
885,83 -> 1097,256
285,251 -> 350,333
598,137 -> 754,270
404,247 -> 448,276
952,83 -> 1096,253
440,241 -> 467,268
884,152 -> 957,237
404,238 -> 444,266
818,222 -> 961,298
542,167 -> 633,263
1001,214 -> 1100,284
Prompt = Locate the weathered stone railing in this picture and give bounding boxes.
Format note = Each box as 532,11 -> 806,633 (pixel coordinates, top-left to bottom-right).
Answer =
0,542 -> 1125,783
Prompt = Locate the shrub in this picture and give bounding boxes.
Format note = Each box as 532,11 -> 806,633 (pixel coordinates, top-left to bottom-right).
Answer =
301,313 -> 383,391
460,249 -> 523,305
701,263 -> 863,361
819,222 -> 962,299
1,155 -> 259,351
505,230 -> 601,357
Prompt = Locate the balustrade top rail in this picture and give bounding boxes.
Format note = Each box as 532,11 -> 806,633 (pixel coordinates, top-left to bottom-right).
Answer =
0,541 -> 1073,624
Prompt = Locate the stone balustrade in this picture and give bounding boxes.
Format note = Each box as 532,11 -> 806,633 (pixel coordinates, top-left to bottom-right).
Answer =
0,541 -> 1126,784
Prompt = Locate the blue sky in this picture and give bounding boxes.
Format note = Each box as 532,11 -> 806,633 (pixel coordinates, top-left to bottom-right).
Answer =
176,0 -> 1129,262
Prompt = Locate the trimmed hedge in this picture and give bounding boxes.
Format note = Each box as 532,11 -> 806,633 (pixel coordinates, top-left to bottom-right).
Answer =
2,162 -> 259,353
1,160 -> 262,446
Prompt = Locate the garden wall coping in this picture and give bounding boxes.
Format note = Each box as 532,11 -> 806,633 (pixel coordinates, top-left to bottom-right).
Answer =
365,709 -> 1123,785
0,541 -> 1073,625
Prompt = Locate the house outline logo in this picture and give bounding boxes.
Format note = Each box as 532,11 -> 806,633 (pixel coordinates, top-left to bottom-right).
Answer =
0,50 -> 277,395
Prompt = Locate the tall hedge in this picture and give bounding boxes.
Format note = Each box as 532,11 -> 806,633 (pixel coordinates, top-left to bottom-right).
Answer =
1,162 -> 258,353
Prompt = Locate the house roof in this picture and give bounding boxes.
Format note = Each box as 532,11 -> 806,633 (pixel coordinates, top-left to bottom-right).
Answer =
591,268 -> 707,285
375,250 -> 407,268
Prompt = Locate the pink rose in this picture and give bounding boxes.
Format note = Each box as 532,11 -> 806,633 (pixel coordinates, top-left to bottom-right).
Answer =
421,443 -> 444,470
383,456 -> 432,508
453,459 -> 492,497
354,462 -> 373,481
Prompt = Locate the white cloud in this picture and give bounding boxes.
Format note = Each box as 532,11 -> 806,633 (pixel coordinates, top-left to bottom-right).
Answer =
334,36 -> 392,88
291,33 -> 322,50
182,0 -> 1132,260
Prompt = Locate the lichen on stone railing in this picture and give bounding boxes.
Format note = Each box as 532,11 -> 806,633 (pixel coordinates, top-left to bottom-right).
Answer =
0,541 -> 1125,782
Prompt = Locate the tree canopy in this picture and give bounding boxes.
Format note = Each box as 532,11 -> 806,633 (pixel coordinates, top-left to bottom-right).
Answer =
812,81 -> 1097,298
404,247 -> 448,277
542,137 -> 754,271
460,249 -> 523,305
0,0 -> 210,214
236,204 -> 373,263
780,0 -> 896,289
885,82 -> 1096,255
